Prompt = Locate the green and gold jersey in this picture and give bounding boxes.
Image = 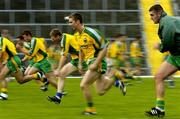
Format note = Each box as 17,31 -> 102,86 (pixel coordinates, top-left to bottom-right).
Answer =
74,27 -> 108,61
29,37 -> 47,62
60,33 -> 79,59
0,37 -> 17,62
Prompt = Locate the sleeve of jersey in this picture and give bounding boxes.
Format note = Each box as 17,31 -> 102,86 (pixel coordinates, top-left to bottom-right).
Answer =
60,35 -> 69,56
29,38 -> 38,56
95,33 -> 109,49
0,38 -> 2,51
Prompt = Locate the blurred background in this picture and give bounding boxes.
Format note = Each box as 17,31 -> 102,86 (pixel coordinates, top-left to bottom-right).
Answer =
0,0 -> 179,76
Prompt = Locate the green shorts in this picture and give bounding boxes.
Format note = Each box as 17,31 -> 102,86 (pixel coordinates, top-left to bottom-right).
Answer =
70,58 -> 88,70
166,55 -> 180,69
7,55 -> 22,73
130,57 -> 142,67
87,58 -> 107,74
28,58 -> 34,67
32,58 -> 52,73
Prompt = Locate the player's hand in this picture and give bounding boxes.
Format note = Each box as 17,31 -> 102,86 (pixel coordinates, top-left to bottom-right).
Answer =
16,43 -> 22,50
89,63 -> 98,71
53,69 -> 60,77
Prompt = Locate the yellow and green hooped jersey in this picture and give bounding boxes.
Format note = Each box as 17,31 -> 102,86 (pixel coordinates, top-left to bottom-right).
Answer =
29,37 -> 47,62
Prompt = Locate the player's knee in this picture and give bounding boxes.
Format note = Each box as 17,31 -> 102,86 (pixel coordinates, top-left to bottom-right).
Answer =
154,73 -> 164,81
16,79 -> 25,84
80,83 -> 84,89
80,82 -> 88,90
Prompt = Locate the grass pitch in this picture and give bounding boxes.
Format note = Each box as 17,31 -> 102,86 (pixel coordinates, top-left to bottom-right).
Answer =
0,78 -> 180,119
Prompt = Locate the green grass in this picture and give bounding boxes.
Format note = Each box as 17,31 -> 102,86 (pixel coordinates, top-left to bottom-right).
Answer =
0,78 -> 180,119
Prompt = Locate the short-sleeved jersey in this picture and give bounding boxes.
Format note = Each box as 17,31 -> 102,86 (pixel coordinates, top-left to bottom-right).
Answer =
29,37 -> 47,62
60,33 -> 79,59
130,41 -> 142,57
0,37 -> 17,62
74,27 -> 108,61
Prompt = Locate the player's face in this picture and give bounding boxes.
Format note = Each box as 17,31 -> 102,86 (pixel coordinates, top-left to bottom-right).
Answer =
68,18 -> 78,30
51,35 -> 60,42
149,11 -> 161,24
22,35 -> 31,42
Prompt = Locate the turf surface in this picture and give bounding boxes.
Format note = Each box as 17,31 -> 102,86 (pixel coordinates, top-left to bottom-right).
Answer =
0,78 -> 180,119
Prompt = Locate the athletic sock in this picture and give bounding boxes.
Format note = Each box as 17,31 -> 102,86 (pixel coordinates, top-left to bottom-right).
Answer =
1,88 -> 8,94
156,98 -> 165,111
56,92 -> 62,99
87,102 -> 94,107
33,72 -> 43,79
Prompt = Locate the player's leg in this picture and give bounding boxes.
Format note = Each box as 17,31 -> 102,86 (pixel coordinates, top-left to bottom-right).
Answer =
146,61 -> 177,117
24,65 -> 31,75
80,70 -> 100,115
25,65 -> 46,91
93,60 -> 114,95
0,65 -> 10,100
108,58 -> 127,94
0,80 -> 8,99
93,74 -> 113,95
47,62 -> 77,104
95,58 -> 126,96
94,70 -> 126,96
33,58 -> 57,89
21,66 -> 42,83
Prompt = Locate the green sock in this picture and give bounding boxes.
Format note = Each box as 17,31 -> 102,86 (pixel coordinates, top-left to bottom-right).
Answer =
156,99 -> 165,111
87,102 -> 93,107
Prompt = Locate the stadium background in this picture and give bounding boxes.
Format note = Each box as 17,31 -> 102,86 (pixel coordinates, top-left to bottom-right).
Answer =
0,0 -> 179,75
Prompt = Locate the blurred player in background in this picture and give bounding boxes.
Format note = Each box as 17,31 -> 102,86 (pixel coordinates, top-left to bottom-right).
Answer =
146,4 -> 180,117
47,39 -> 61,70
108,34 -> 133,84
130,36 -> 143,76
106,38 -> 127,93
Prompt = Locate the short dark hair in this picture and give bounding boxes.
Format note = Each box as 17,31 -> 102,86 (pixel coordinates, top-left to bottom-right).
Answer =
69,12 -> 83,23
22,30 -> 32,36
16,35 -> 24,40
49,28 -> 62,37
149,4 -> 164,12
